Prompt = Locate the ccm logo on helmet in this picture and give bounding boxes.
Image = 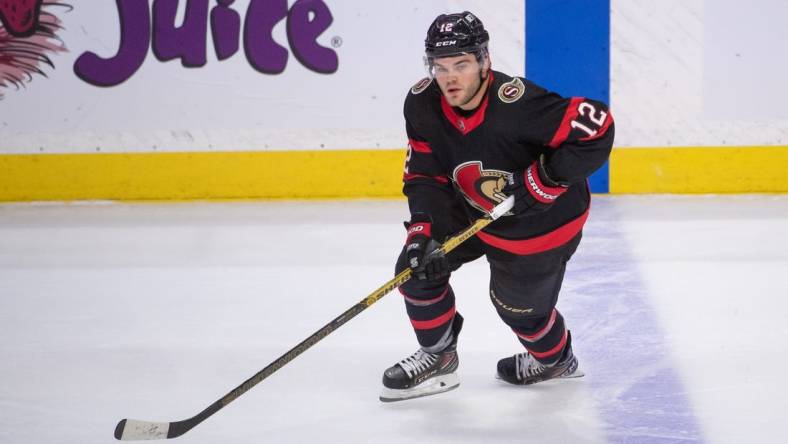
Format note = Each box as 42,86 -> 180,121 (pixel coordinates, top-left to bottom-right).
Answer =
435,40 -> 457,47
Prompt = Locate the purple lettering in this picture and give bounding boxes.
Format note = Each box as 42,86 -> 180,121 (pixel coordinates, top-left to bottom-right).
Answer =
244,0 -> 288,74
287,0 -> 337,74
74,0 -> 340,86
152,0 -> 209,67
73,0 -> 150,87
211,0 -> 240,60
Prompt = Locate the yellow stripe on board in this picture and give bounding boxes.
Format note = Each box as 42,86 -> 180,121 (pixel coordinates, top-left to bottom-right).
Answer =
0,150 -> 406,202
611,146 -> 788,193
1,146 -> 786,202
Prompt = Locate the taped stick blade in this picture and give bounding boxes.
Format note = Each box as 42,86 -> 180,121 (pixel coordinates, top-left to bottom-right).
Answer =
114,418 -> 171,440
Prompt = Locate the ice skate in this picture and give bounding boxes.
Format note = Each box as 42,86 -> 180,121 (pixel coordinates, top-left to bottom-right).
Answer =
380,314 -> 463,402
496,331 -> 584,385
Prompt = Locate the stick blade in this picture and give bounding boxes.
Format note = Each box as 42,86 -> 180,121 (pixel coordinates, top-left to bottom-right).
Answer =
114,418 -> 171,441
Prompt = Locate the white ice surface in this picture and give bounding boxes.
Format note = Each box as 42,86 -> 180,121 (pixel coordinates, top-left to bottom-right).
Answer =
1,195 -> 786,443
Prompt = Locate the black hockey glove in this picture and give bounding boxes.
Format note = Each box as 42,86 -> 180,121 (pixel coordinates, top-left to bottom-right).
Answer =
403,214 -> 449,281
503,154 -> 570,216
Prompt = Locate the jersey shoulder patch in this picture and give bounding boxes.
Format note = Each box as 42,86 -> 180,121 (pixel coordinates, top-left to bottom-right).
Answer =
497,77 -> 526,103
410,77 -> 433,95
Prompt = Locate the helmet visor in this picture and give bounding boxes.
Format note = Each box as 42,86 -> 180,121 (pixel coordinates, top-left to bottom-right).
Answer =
424,52 -> 487,79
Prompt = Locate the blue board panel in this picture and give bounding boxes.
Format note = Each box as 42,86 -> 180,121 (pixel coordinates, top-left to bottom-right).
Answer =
525,0 -> 610,192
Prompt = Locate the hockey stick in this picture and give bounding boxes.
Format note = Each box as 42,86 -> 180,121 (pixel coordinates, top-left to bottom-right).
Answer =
114,196 -> 514,441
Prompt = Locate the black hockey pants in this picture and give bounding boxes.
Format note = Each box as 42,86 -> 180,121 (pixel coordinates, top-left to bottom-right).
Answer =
395,226 -> 581,365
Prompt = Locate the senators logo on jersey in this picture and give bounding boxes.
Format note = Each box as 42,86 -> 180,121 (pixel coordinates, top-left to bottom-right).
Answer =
452,161 -> 510,214
411,77 -> 433,95
497,78 -> 525,103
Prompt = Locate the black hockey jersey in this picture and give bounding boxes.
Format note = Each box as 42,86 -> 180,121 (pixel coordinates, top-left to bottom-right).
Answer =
402,70 -> 615,255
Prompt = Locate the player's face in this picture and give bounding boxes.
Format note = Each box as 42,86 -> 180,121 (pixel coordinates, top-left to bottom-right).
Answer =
432,54 -> 488,108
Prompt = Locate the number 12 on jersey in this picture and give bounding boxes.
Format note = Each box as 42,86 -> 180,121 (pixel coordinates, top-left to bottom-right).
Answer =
570,102 -> 608,138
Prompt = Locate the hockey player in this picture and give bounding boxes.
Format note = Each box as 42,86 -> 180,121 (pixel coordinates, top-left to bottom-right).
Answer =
380,11 -> 614,402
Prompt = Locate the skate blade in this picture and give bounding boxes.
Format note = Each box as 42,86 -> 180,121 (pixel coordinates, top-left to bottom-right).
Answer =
561,369 -> 585,378
379,373 -> 459,403
494,368 -> 585,384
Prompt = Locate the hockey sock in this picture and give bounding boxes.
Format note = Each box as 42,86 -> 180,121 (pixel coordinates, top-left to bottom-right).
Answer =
509,308 -> 568,366
399,283 -> 456,350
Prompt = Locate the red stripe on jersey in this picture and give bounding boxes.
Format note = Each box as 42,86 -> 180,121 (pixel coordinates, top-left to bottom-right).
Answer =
513,309 -> 558,342
524,161 -> 568,204
410,306 -> 456,330
548,97 -> 583,149
408,139 -> 432,153
439,73 -> 493,135
403,172 -> 450,184
477,207 -> 588,255
528,330 -> 568,359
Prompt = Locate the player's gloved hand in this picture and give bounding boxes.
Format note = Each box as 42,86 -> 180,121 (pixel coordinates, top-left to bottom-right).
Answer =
503,154 -> 570,216
404,214 -> 449,281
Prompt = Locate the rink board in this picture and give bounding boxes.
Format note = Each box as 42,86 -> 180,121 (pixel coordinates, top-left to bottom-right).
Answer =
1,146 -> 787,201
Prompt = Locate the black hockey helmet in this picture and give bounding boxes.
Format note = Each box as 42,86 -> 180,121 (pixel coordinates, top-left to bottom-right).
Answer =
424,11 -> 489,59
